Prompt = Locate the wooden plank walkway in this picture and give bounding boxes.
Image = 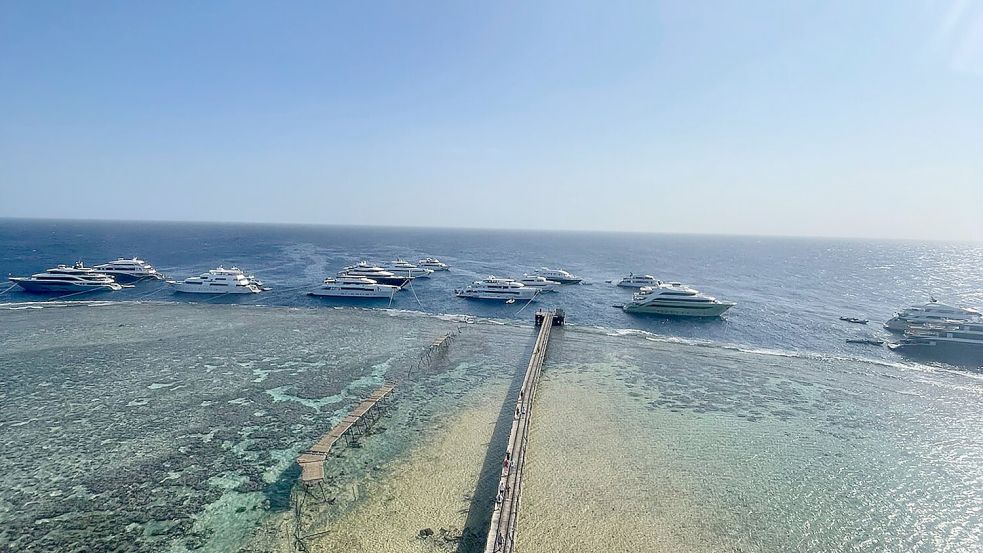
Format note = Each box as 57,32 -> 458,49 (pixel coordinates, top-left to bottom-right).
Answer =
297,383 -> 396,485
484,310 -> 556,553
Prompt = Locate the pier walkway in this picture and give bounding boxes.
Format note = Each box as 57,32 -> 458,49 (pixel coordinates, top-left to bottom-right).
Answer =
296,383 -> 396,487
483,309 -> 561,553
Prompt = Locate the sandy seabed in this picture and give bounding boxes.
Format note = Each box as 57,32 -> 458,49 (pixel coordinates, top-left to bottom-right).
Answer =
249,377 -> 511,553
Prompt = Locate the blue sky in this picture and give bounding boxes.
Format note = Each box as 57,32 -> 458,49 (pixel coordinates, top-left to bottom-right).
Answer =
1,1 -> 981,240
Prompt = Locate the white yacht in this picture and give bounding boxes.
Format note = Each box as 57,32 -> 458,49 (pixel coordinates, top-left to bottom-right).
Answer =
309,276 -> 400,298
227,266 -> 270,291
532,267 -> 582,284
517,275 -> 560,292
93,257 -> 164,282
617,273 -> 660,288
884,299 -> 982,332
10,262 -> 122,293
379,259 -> 434,279
622,281 -> 735,317
891,321 -> 983,365
455,277 -> 539,301
171,267 -> 261,294
340,262 -> 411,287
418,257 -> 450,271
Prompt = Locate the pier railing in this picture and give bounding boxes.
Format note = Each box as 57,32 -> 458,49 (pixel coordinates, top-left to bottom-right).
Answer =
484,309 -> 557,553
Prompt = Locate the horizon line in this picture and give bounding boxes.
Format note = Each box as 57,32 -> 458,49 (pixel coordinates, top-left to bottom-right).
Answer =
0,215 -> 978,245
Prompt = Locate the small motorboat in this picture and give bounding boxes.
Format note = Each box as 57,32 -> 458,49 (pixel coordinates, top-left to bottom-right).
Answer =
846,338 -> 884,346
840,316 -> 869,324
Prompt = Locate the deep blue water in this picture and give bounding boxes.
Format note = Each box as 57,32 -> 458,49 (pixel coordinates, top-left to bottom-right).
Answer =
2,218 -> 982,365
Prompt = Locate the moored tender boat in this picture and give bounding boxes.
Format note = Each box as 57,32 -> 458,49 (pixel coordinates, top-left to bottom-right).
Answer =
9,262 -> 122,293
617,273 -> 660,288
418,257 -> 450,271
532,267 -> 582,284
884,298 -> 981,332
309,276 -> 400,298
93,257 -> 164,282
171,267 -> 261,294
840,316 -> 869,324
622,281 -> 735,317
455,276 -> 539,301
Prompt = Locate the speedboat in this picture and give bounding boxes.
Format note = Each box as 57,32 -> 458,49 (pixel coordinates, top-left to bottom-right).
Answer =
309,276 -> 400,298
379,259 -> 434,279
840,316 -> 869,325
617,273 -> 660,288
622,281 -> 735,317
171,267 -> 261,294
517,275 -> 560,292
10,262 -> 122,293
93,257 -> 165,282
340,262 -> 411,287
455,277 -> 539,301
418,257 -> 450,271
890,321 -> 983,365
884,298 -> 981,332
532,267 -> 582,284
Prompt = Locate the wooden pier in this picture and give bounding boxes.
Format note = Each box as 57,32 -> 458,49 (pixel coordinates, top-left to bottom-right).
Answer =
296,383 -> 396,489
484,309 -> 560,553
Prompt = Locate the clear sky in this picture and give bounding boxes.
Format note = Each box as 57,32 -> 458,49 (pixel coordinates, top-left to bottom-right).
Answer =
1,1 -> 981,240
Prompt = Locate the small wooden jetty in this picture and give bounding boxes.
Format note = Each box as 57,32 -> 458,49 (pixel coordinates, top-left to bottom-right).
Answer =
296,383 -> 396,490
484,309 -> 561,553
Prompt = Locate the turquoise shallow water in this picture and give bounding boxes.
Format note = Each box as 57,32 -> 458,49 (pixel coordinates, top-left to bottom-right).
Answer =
521,329 -> 983,552
0,302 -> 530,551
2,302 -> 982,551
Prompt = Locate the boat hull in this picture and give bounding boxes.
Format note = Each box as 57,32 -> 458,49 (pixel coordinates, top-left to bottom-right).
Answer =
523,285 -> 558,293
623,302 -> 734,317
455,292 -> 538,301
386,271 -> 431,279
892,341 -> 983,367
96,272 -> 164,283
309,289 -> 395,298
617,282 -> 656,288
171,284 -> 258,294
342,275 -> 409,287
545,277 -> 582,284
10,279 -> 121,293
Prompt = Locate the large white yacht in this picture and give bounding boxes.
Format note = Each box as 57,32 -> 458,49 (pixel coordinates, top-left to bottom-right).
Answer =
532,267 -> 582,284
171,267 -> 261,294
340,262 -> 411,287
455,277 -> 539,301
884,299 -> 982,332
517,275 -> 560,292
622,281 -> 735,317
617,273 -> 660,288
891,321 -> 983,365
309,276 -> 400,298
10,262 -> 122,293
379,259 -> 434,279
93,257 -> 164,282
418,258 -> 450,271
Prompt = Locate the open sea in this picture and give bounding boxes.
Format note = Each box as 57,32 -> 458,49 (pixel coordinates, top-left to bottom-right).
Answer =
2,218 -> 982,364
2,218 -> 983,552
